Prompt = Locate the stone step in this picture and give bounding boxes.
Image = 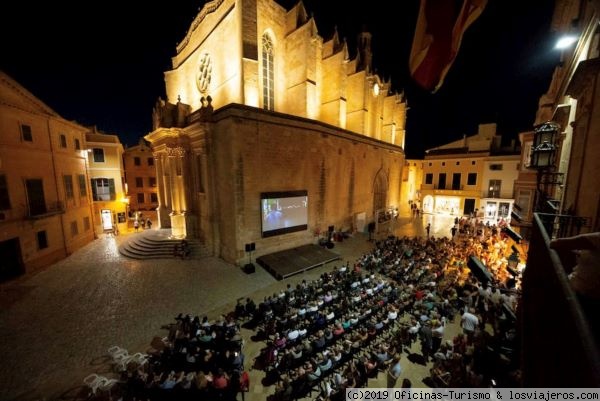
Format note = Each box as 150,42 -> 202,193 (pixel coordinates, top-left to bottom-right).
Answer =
118,230 -> 211,260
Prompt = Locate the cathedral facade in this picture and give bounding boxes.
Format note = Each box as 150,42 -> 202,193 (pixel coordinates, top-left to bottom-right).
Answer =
146,0 -> 407,264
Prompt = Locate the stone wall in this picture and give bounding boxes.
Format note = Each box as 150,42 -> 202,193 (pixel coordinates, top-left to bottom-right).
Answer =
210,105 -> 404,264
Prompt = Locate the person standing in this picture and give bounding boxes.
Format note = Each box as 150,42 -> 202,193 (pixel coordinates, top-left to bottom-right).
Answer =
146,218 -> 152,230
133,219 -> 139,232
386,354 -> 402,388
426,223 -> 431,237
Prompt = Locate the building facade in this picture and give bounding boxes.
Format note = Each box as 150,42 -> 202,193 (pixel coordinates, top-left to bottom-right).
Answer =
515,0 -> 600,233
123,138 -> 158,222
400,159 -> 424,209
0,72 -> 94,279
86,127 -> 128,236
146,0 -> 407,264
420,123 -> 519,224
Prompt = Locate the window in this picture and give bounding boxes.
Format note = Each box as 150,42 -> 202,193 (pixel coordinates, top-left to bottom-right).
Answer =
452,173 -> 461,190
150,193 -> 158,203
91,178 -> 115,201
490,164 -> 503,171
148,157 -> 154,166
471,160 -> 476,165
78,174 -> 87,197
26,179 -> 46,215
137,193 -> 145,203
93,148 -> 105,163
488,179 -> 501,198
135,177 -> 143,188
438,173 -> 446,190
21,124 -> 32,141
63,175 -> 74,199
75,138 -> 81,150
83,216 -> 91,231
456,161 -> 460,165
442,162 -> 446,166
134,157 -> 141,166
262,33 -> 274,111
0,175 -> 10,209
516,190 -> 532,216
149,177 -> 156,187
428,162 -> 432,166
425,173 -> 433,185
70,221 -> 78,237
467,173 -> 477,185
59,134 -> 67,148
37,230 -> 48,250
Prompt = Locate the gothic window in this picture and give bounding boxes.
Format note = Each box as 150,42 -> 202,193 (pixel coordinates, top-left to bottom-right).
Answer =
262,33 -> 274,111
373,170 -> 388,213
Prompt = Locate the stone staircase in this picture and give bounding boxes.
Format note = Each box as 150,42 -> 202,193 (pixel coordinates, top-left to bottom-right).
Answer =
118,230 -> 211,260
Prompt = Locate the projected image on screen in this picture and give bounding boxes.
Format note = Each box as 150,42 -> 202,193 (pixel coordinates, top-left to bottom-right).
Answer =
261,191 -> 308,237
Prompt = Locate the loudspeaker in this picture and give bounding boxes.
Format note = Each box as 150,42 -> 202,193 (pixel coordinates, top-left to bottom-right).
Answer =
245,243 -> 256,252
368,222 -> 376,233
328,225 -> 335,233
467,256 -> 492,284
243,263 -> 255,274
502,227 -> 522,243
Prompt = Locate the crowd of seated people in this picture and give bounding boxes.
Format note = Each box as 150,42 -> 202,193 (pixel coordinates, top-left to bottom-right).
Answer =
244,224 -> 523,399
120,313 -> 247,400
114,220 -> 522,400
248,268 -> 407,401
360,231 -> 521,388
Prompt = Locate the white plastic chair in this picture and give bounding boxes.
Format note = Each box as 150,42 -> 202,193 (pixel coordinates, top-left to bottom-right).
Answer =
98,378 -> 119,397
108,346 -> 128,360
83,373 -> 106,396
113,353 -> 134,372
129,352 -> 149,367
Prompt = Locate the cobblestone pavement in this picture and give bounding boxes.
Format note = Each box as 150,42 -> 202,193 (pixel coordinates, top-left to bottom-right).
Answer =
0,211 -> 456,401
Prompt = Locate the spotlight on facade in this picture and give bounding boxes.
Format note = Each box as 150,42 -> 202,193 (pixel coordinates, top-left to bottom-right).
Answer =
555,35 -> 578,49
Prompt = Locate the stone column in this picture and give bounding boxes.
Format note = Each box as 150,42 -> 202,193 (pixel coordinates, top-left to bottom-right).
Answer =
154,153 -> 171,228
167,146 -> 185,237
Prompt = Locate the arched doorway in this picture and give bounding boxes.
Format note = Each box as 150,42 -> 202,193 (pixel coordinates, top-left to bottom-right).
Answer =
373,169 -> 388,213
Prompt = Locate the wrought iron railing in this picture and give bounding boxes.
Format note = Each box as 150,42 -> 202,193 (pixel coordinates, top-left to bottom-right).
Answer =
27,201 -> 65,219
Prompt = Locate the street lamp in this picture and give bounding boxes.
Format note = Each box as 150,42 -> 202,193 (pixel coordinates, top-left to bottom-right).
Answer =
530,122 -> 559,168
528,121 -> 562,214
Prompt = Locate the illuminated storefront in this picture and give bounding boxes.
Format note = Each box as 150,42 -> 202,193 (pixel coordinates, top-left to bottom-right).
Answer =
481,198 -> 514,224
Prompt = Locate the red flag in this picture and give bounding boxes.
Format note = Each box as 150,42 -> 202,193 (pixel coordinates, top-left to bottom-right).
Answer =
409,0 -> 487,93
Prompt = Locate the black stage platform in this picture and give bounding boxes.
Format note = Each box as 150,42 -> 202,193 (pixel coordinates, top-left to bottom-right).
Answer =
257,244 -> 341,280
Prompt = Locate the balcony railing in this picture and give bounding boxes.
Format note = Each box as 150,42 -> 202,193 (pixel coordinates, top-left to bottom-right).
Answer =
27,201 -> 65,219
520,213 -> 600,386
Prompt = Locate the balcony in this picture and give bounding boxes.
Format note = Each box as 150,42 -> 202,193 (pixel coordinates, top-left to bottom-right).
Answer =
27,201 -> 65,219
520,213 -> 600,386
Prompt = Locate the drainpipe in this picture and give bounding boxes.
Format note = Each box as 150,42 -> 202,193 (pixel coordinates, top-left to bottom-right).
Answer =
47,118 -> 69,256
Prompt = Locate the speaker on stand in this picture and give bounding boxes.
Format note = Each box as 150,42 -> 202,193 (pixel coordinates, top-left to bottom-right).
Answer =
244,242 -> 256,273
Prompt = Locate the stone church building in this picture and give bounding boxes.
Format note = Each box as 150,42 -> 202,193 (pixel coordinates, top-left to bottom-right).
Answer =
146,0 -> 408,264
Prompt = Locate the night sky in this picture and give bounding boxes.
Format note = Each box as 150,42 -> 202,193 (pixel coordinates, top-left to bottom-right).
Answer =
1,0 -> 558,158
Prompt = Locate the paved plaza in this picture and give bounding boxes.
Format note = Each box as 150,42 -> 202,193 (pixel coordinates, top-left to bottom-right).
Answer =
0,210 -> 459,401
